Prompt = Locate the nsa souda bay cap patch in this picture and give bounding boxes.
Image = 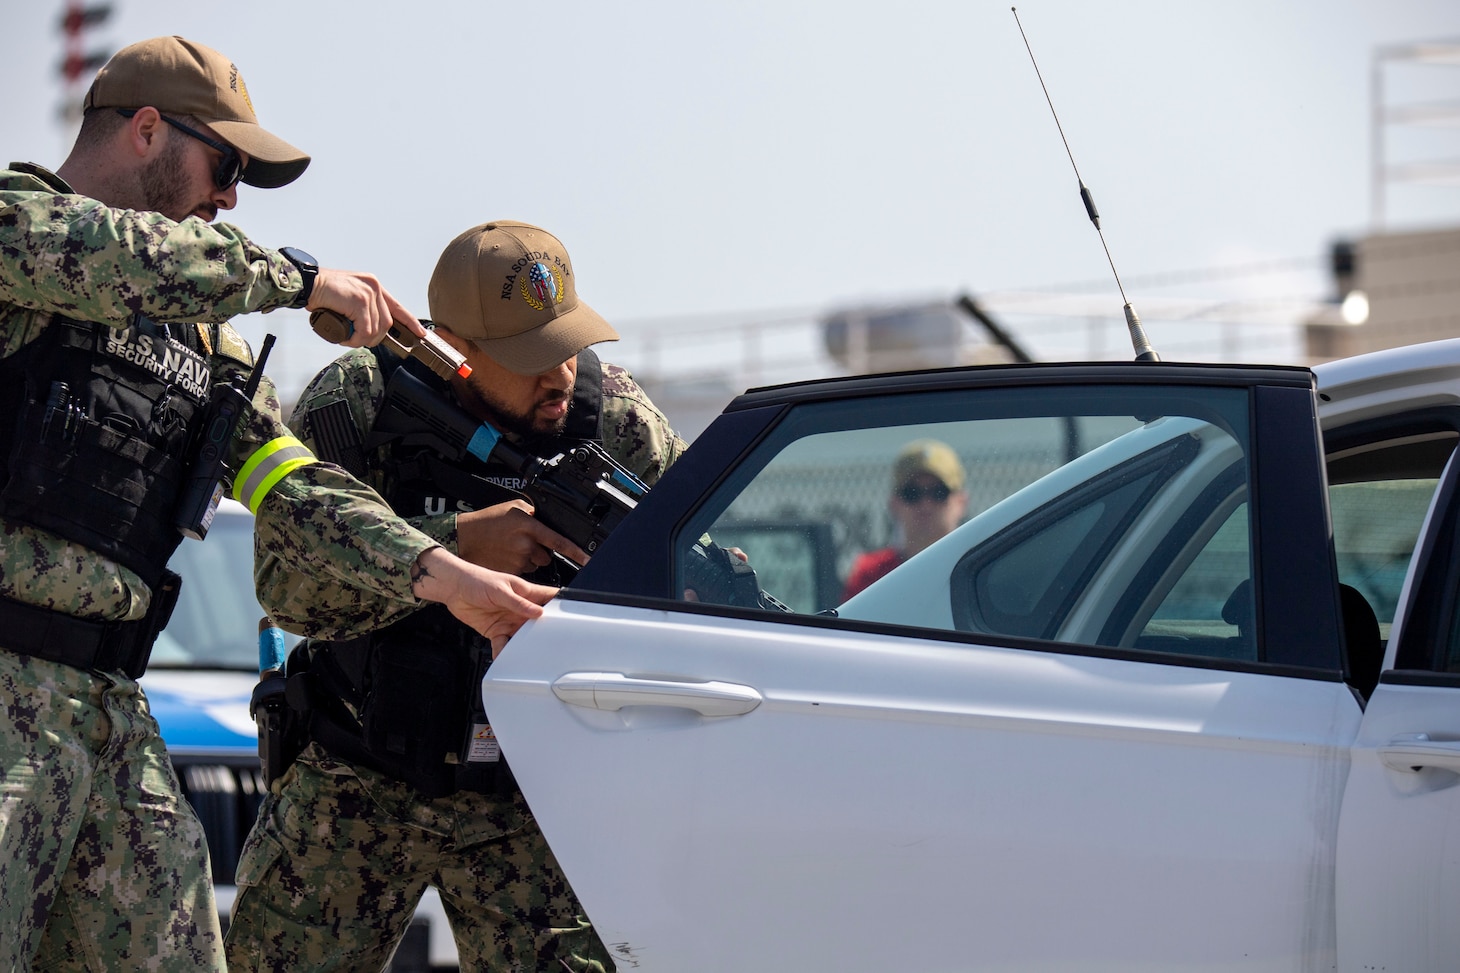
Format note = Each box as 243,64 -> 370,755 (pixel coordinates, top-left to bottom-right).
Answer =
427,221 -> 619,375
83,35 -> 310,189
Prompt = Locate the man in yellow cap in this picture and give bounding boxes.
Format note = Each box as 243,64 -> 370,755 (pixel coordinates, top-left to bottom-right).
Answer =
0,38 -> 555,971
227,221 -> 686,973
843,439 -> 969,599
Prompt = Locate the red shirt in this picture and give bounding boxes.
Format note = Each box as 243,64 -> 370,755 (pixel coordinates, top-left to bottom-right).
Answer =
842,548 -> 904,600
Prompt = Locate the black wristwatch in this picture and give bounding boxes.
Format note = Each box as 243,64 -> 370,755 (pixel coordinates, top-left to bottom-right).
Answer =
279,247 -> 318,309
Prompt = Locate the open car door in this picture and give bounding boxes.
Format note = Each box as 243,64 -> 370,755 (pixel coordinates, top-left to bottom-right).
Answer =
487,363 -> 1363,972
1336,446 -> 1460,970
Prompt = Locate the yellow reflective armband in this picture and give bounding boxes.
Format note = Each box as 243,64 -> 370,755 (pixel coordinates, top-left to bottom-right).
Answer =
234,436 -> 316,513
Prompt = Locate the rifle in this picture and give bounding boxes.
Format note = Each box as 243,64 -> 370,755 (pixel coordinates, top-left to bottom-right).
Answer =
376,364 -> 645,562
175,334 -> 275,540
375,366 -> 789,611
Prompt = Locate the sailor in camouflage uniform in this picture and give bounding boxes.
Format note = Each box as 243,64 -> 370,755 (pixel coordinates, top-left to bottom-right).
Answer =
0,39 -> 554,973
227,222 -> 686,973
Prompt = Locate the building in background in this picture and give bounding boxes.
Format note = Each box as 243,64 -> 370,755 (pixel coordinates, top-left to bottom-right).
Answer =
820,300 -> 1020,375
1305,228 -> 1460,362
1306,35 -> 1460,363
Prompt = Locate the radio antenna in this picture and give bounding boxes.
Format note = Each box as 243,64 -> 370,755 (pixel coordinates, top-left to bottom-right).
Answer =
1012,6 -> 1160,362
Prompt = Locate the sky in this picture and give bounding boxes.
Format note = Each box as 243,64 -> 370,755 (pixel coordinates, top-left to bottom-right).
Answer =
6,0 -> 1460,398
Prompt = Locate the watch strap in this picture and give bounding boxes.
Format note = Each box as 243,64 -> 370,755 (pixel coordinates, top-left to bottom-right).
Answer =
279,247 -> 318,309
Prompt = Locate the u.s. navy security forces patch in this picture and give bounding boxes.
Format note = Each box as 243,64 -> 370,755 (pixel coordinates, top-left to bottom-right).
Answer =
102,324 -> 211,399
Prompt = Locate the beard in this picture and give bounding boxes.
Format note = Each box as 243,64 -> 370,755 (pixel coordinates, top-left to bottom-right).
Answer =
466,380 -> 571,442
139,137 -> 214,222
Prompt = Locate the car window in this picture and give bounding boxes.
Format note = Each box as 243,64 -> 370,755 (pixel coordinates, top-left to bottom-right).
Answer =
1389,438 -> 1460,674
1326,432 -> 1458,639
1141,501 -> 1251,653
675,383 -> 1258,662
153,505 -> 296,669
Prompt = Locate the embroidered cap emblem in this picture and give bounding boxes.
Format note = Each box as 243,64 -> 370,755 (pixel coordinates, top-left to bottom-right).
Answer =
520,262 -> 564,311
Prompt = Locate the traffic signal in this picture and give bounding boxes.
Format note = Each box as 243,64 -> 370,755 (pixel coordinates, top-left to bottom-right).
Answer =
58,4 -> 112,83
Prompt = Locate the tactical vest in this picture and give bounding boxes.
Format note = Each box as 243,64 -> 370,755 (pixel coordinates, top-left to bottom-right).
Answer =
0,315 -> 212,587
296,347 -> 605,798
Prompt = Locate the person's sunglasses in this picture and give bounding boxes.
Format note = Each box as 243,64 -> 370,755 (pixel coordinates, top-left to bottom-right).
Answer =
897,481 -> 952,504
117,109 -> 245,190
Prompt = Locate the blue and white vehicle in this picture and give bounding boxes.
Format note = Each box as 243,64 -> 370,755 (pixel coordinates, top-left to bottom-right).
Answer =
486,338 -> 1460,973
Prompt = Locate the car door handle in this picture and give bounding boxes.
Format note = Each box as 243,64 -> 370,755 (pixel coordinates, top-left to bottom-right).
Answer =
1379,733 -> 1460,773
551,672 -> 763,717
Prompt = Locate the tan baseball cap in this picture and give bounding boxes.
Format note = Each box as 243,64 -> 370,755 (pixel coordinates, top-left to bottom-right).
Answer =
83,36 -> 309,189
894,440 -> 966,492
428,221 -> 620,375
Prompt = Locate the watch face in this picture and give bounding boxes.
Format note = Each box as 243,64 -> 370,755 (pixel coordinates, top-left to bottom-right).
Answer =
281,247 -> 317,271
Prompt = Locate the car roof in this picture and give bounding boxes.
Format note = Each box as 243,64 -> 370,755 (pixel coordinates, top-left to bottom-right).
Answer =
726,360 -> 1314,412
716,339 -> 1460,430
1315,337 -> 1460,429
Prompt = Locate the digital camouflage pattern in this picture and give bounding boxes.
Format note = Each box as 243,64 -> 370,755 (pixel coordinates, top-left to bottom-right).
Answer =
596,358 -> 688,485
0,162 -> 290,622
232,344 -> 686,971
0,161 -> 437,630
0,164 -> 304,355
0,651 -> 222,971
0,163 -> 442,970
255,345 -> 688,636
226,744 -> 613,973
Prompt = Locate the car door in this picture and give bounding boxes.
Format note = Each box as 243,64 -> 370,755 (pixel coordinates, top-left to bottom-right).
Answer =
486,363 -> 1360,973
1336,446 -> 1460,971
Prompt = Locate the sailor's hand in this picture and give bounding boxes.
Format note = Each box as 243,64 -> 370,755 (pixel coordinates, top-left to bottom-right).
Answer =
409,546 -> 556,654
458,501 -> 589,575
307,269 -> 423,348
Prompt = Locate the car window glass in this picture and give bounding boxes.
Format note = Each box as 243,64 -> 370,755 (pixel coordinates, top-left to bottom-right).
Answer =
1327,432 -> 1458,639
1330,482 -> 1435,638
676,384 -> 1256,661
1140,502 -> 1254,659
153,507 -> 295,668
952,443 -> 1192,640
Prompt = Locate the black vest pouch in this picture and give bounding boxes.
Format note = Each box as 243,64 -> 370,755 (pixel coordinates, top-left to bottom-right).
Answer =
451,644 -> 510,796
0,317 -> 208,586
346,606 -> 492,799
305,622 -> 505,799
4,402 -> 186,585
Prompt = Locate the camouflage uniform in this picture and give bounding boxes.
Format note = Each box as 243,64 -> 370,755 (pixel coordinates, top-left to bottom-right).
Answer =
0,164 -> 441,972
227,347 -> 685,972
251,347 -> 684,636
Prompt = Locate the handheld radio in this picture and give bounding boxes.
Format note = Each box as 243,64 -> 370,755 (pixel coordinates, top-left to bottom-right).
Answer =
175,334 -> 275,540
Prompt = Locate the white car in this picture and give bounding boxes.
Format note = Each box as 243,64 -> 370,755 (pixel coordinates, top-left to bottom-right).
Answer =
485,339 -> 1460,972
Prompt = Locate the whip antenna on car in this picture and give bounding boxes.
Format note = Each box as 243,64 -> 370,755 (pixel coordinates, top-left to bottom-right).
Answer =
1012,6 -> 1160,362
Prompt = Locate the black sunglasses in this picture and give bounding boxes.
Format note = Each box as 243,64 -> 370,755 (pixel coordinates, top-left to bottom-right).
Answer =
117,109 -> 245,190
897,481 -> 952,504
